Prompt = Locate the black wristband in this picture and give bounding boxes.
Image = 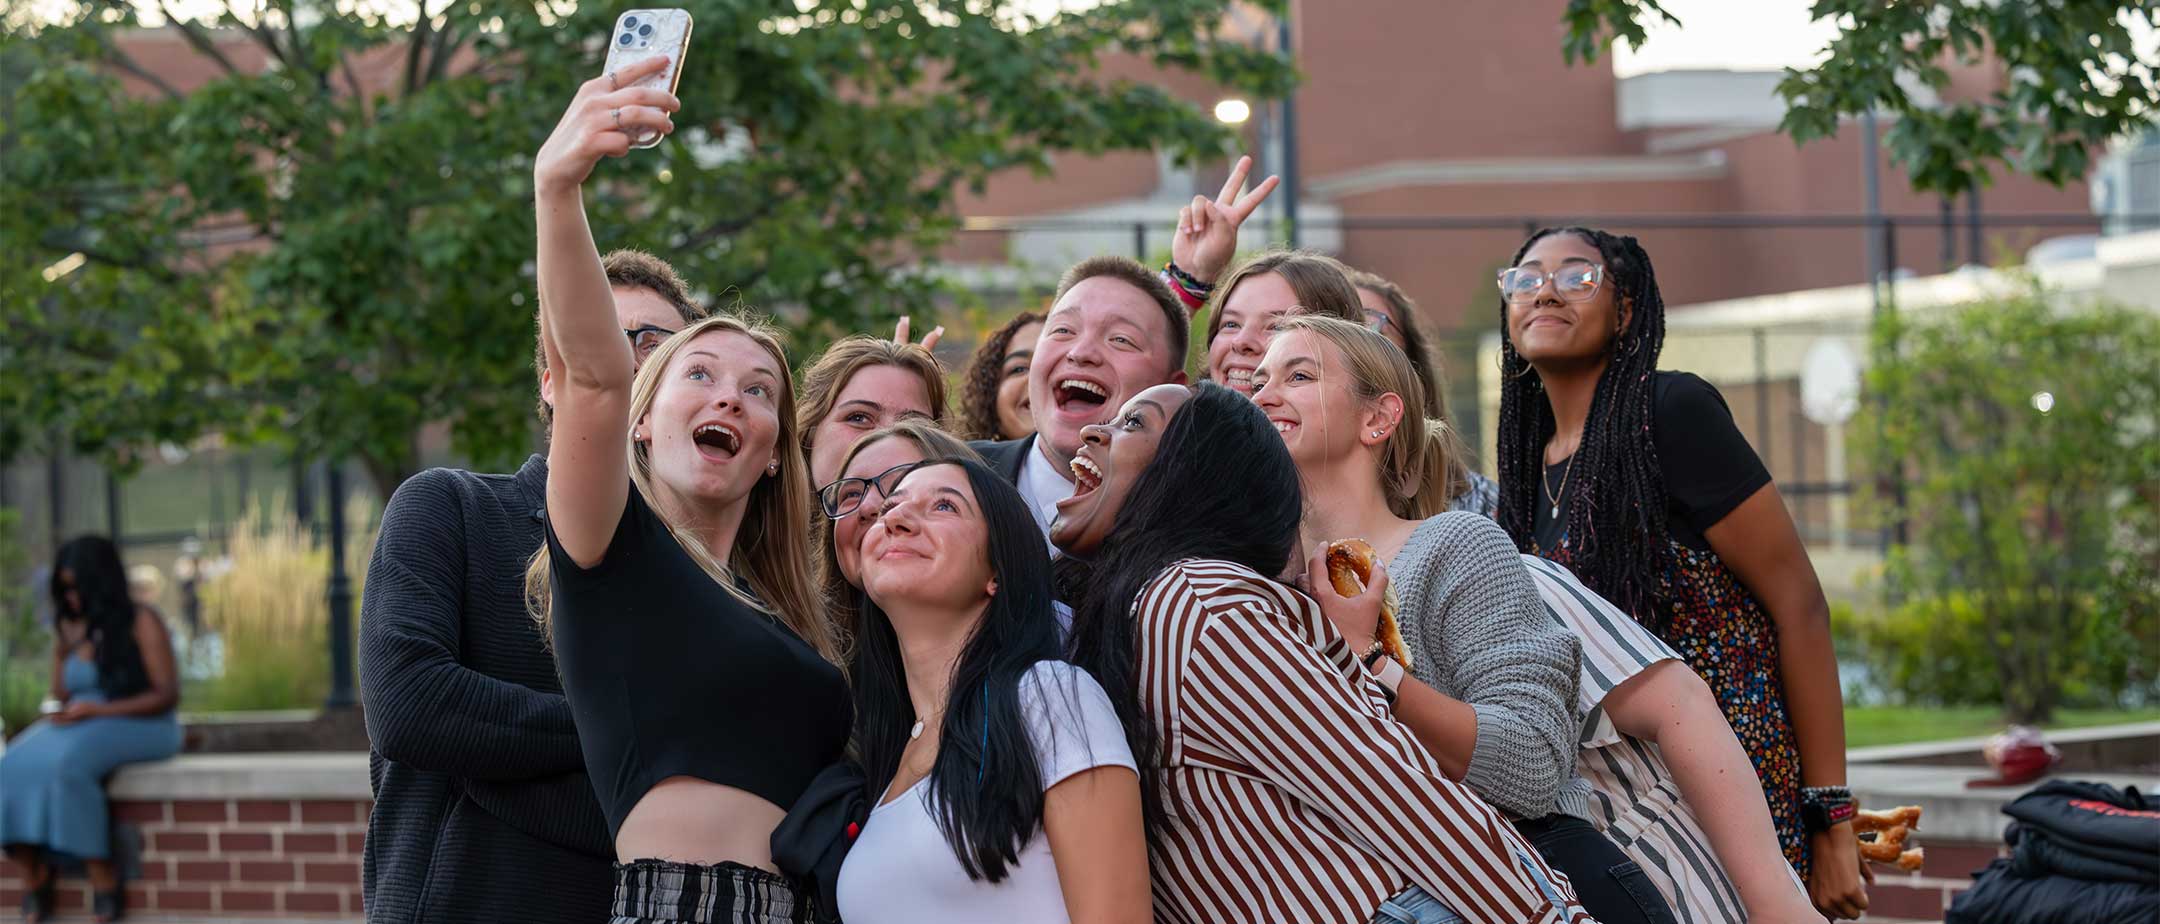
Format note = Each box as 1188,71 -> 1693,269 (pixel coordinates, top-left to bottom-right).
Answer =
1165,261 -> 1215,294
1801,795 -> 1857,833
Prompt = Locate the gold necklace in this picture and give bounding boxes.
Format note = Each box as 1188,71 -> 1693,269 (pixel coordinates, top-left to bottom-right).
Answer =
1542,444 -> 1578,521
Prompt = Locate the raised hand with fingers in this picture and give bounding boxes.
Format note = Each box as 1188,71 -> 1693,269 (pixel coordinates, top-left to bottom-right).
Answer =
892,316 -> 944,352
534,55 -> 682,196
1172,154 -> 1282,286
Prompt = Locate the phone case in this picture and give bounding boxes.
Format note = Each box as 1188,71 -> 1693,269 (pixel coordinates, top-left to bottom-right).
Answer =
602,9 -> 692,149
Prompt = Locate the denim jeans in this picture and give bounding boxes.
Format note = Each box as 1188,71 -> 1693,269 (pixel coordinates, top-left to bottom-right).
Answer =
1371,849 -> 1576,924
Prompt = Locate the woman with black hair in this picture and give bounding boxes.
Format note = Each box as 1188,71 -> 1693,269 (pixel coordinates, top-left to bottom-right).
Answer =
1493,227 -> 1867,919
955,311 -> 1045,442
2,536 -> 182,923
836,457 -> 1146,923
1051,381 -> 1589,924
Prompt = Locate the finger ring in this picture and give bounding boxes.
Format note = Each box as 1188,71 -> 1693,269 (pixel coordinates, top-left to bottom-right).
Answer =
608,71 -> 620,92
612,108 -> 624,131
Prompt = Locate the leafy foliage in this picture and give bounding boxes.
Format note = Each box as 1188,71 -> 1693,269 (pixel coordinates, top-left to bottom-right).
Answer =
1852,281 -> 2160,722
1562,0 -> 2160,194
1,1 -> 1293,495
0,508 -> 49,738
188,496 -> 373,712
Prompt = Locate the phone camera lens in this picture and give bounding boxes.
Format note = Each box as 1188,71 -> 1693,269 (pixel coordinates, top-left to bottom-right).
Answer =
638,24 -> 653,36
623,15 -> 638,27
618,33 -> 633,45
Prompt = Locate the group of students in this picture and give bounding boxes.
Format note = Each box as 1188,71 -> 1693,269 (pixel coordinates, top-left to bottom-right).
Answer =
355,58 -> 1870,924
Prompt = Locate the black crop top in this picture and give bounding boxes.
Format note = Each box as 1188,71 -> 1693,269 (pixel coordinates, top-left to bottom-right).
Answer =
545,485 -> 851,839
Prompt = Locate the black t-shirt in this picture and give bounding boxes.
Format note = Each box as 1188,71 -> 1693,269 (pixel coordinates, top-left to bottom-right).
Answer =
1534,371 -> 1771,553
545,485 -> 851,839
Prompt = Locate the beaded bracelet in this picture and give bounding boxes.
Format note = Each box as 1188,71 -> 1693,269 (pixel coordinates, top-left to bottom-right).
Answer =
1165,261 -> 1215,295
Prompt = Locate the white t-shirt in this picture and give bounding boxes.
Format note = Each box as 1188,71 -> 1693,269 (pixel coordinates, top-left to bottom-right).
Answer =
835,661 -> 1136,924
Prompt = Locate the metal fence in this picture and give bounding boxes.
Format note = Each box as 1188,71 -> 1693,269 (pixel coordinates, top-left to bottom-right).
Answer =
6,211 -> 2154,610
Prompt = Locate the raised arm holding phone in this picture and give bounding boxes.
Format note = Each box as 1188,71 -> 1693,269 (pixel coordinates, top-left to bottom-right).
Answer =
527,30 -> 852,924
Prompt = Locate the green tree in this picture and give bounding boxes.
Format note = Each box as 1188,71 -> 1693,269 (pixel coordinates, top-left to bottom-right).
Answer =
1561,0 -> 2159,195
1,1 -> 1292,495
1852,281 -> 2160,723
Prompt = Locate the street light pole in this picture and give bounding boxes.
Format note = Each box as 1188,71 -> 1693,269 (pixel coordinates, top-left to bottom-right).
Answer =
1276,9 -> 1300,248
323,462 -> 356,709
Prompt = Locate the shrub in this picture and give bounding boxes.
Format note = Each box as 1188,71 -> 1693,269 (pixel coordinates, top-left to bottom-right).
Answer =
1855,280 -> 2160,722
186,498 -> 372,713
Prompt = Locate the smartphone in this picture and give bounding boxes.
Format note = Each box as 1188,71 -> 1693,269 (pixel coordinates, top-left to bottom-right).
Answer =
601,9 -> 693,150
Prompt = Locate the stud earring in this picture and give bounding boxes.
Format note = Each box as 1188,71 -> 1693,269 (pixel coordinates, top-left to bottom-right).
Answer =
1371,431 -> 1384,439
766,460 -> 778,475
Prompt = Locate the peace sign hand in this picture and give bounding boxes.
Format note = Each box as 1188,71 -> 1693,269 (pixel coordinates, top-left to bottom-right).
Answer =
535,55 -> 681,196
1172,155 -> 1282,286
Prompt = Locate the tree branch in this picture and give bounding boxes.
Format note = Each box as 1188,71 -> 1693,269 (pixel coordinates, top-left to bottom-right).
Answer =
38,234 -> 181,284
681,192 -> 790,249
424,7 -> 466,86
158,0 -> 244,77
402,3 -> 436,98
91,30 -> 184,100
340,51 -> 370,121
232,0 -> 298,78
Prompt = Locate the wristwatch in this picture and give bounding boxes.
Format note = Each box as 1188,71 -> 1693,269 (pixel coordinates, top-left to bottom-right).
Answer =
1801,785 -> 1857,833
1361,648 -> 1405,705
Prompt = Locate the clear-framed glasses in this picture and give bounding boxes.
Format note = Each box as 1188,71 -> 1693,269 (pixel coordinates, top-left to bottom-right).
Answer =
1497,262 -> 1605,304
1364,309 -> 1395,335
624,324 -> 678,360
818,461 -> 922,520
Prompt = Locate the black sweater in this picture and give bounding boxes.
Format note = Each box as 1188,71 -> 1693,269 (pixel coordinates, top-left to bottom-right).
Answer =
359,455 -> 612,924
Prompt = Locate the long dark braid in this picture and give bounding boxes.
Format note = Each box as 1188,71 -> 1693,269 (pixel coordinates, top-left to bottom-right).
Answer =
1495,227 -> 1676,632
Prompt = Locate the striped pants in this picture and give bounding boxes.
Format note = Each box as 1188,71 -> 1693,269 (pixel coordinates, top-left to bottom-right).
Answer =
608,859 -> 815,924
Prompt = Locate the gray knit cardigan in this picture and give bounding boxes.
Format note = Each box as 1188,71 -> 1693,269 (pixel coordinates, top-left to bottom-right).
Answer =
1387,512 -> 1587,820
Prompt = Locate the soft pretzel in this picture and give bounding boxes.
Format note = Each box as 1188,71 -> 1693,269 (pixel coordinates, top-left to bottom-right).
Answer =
1855,805 -> 1922,833
1324,539 -> 1412,670
1853,804 -> 1926,871
1857,825 -> 1909,863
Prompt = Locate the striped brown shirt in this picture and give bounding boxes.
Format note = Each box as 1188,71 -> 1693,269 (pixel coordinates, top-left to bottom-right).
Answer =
1134,559 -> 1594,924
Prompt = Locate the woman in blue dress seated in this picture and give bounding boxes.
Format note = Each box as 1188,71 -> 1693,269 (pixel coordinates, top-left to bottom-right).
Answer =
2,536 -> 183,923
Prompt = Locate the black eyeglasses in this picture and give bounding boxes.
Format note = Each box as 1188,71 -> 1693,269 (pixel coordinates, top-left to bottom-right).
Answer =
818,461 -> 922,520
1497,262 -> 1605,304
624,324 -> 678,360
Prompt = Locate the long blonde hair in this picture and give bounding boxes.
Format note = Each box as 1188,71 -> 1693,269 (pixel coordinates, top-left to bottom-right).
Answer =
527,313 -> 838,663
1277,314 -> 1471,519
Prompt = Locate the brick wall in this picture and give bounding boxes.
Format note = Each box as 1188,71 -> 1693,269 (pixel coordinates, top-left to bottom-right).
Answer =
0,794 -> 369,919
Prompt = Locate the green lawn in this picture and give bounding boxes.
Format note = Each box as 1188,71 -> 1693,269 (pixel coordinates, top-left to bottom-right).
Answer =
1844,706 -> 2160,749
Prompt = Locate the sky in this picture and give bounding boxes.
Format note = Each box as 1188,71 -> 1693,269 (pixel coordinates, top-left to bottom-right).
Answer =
18,0 -> 2143,83
20,0 -> 1847,74
1609,0 -> 1841,77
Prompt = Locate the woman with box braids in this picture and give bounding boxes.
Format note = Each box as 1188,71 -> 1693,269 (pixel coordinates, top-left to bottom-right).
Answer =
1494,227 -> 1869,920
